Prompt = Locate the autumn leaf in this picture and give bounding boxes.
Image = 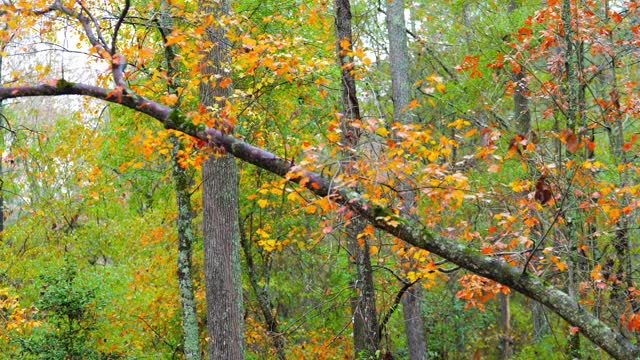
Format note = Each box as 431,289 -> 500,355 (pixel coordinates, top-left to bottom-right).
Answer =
534,175 -> 552,205
560,129 -> 579,154
220,77 -> 232,89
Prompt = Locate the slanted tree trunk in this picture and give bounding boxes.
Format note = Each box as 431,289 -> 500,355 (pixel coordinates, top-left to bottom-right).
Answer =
386,1 -> 427,358
198,0 -> 244,358
157,3 -> 201,358
334,0 -> 380,357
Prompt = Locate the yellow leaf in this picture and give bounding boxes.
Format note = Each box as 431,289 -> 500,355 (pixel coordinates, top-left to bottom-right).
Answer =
326,132 -> 340,142
257,199 -> 269,208
305,205 -> 317,214
375,127 -> 389,137
370,245 -> 379,255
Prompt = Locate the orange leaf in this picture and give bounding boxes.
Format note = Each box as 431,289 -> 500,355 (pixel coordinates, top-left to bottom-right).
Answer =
220,77 -> 232,89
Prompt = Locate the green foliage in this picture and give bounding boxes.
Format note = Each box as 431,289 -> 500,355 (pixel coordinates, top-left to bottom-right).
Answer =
12,256 -> 113,359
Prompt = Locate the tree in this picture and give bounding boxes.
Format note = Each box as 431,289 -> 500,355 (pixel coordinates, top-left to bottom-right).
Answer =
158,2 -> 201,357
385,1 -> 427,358
198,0 -> 245,358
334,0 -> 380,357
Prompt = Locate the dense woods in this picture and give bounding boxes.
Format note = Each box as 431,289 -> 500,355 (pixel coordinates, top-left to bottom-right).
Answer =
2,0 -> 640,359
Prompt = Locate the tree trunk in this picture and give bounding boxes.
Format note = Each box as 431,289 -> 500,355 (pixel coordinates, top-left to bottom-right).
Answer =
170,134 -> 201,360
402,286 -> 427,360
199,0 -> 244,358
387,0 -> 414,125
498,293 -> 512,359
386,1 -> 427,358
158,3 -> 201,358
334,0 -> 380,357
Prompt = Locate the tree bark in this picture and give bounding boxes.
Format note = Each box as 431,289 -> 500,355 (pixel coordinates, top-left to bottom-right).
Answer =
386,0 -> 414,125
386,1 -> 427,358
334,0 -> 380,357
402,286 -> 427,360
158,3 -> 201,358
198,0 -> 244,359
498,293 -> 512,359
169,134 -> 201,360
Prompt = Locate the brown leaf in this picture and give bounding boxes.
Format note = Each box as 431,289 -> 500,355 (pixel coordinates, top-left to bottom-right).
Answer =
561,129 -> 578,154
534,175 -> 552,205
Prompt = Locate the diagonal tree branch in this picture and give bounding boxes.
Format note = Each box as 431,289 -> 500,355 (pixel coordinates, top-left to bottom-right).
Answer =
0,80 -> 637,359
111,0 -> 130,55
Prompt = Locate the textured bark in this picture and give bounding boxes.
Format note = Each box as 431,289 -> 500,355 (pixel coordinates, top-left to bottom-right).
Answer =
202,155 -> 243,359
402,286 -> 427,360
334,0 -> 380,357
199,0 -> 244,359
498,293 -> 512,359
347,217 -> 379,358
169,135 -> 201,360
386,1 -> 427,358
531,301 -> 548,341
562,0 -> 578,130
511,70 -> 531,135
158,3 -> 201,358
386,0 -> 413,125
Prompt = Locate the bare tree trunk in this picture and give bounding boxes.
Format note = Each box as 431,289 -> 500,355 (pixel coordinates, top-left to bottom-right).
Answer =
157,3 -> 201,358
386,1 -> 427,358
199,0 -> 244,358
402,286 -> 427,360
334,0 -> 380,357
170,135 -> 201,360
498,293 -> 513,359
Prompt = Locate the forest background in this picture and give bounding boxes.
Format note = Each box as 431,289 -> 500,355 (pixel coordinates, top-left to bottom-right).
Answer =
1,0 -> 640,359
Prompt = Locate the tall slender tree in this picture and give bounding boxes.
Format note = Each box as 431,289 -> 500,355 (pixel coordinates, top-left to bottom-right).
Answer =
157,3 -> 201,358
198,0 -> 244,358
334,0 -> 379,357
385,1 -> 427,358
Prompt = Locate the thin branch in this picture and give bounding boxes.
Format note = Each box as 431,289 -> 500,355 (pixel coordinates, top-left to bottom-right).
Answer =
111,0 -> 131,55
78,1 -> 108,48
377,280 -> 419,340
